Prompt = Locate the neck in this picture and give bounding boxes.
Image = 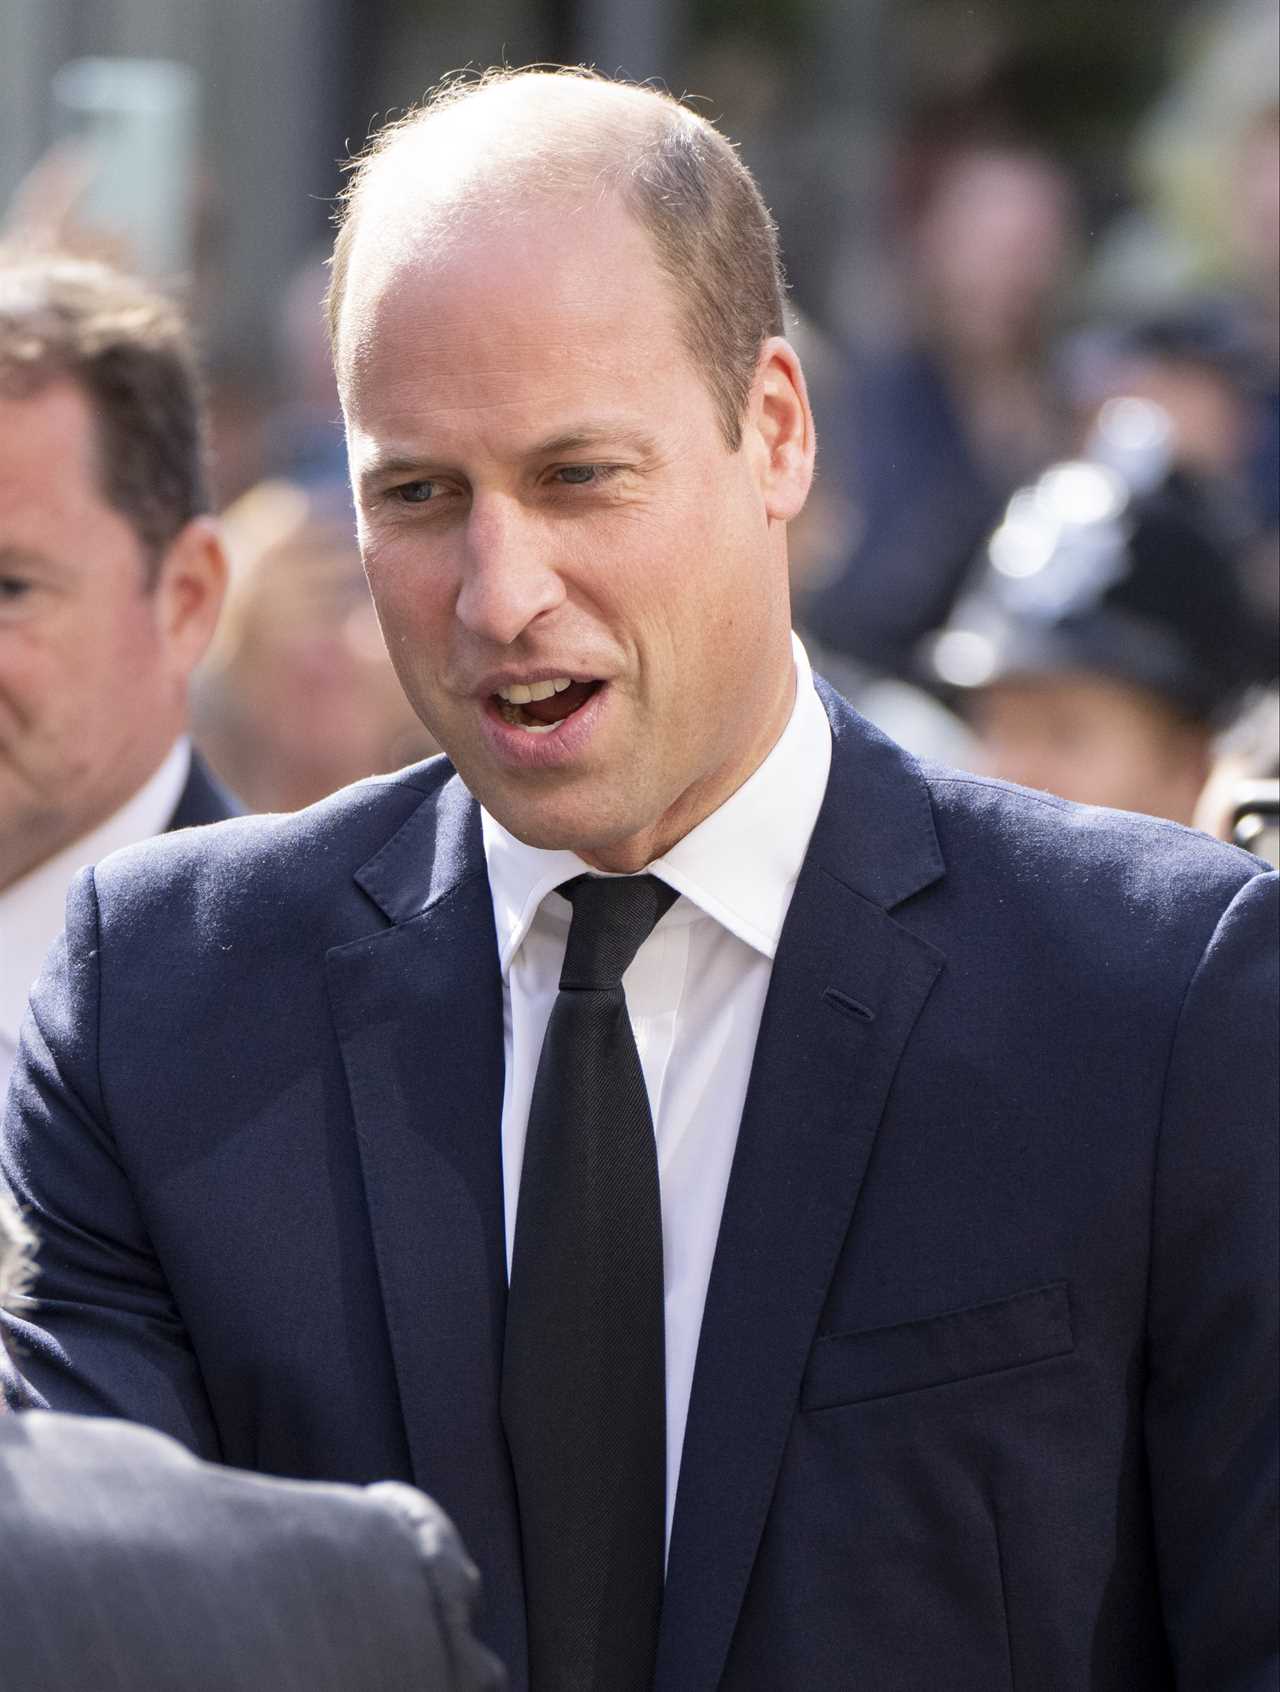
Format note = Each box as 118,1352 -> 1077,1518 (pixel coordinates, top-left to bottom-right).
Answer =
581,647 -> 798,875
0,812 -> 76,895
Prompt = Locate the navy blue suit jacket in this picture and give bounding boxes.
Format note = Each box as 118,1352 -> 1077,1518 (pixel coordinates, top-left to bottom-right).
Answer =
3,687 -> 1276,1691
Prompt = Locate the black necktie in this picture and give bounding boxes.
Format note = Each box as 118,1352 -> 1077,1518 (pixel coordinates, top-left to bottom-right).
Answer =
502,873 -> 678,1692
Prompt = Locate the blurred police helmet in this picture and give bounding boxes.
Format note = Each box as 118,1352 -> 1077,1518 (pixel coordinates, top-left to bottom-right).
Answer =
921,402 -> 1269,726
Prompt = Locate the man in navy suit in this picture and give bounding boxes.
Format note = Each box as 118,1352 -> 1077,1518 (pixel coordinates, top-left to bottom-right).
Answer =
0,252 -> 234,1102
3,70 -> 1276,1691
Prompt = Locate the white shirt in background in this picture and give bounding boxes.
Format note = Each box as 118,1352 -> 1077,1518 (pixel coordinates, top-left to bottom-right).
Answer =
481,635 -> 832,1549
0,739 -> 191,1104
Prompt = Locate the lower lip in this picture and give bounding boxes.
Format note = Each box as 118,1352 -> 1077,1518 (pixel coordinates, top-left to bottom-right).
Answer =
477,683 -> 610,769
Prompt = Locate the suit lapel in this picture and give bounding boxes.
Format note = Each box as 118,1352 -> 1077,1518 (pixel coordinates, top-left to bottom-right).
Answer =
657,689 -> 947,1692
324,773 -> 526,1675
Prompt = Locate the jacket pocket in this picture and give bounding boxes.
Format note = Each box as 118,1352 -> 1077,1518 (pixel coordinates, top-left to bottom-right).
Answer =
801,1281 -> 1073,1411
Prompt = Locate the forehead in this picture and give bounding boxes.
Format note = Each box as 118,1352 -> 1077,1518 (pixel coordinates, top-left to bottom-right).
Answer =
0,377 -> 101,500
0,376 -> 151,587
338,195 -> 698,454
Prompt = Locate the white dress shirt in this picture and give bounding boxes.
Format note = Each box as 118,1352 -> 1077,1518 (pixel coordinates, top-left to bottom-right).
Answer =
0,739 -> 191,1105
482,636 -> 832,1547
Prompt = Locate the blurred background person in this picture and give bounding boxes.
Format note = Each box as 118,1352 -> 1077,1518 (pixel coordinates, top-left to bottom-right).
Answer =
1065,304 -> 1280,640
1073,81 -> 1280,637
0,251 -> 231,1102
0,1181 -> 505,1691
192,479 -> 434,813
1228,99 -> 1280,538
1194,686 -> 1280,862
920,433 -> 1270,822
799,133 -> 1082,681
1092,6 -> 1278,477
1081,1 -> 1279,650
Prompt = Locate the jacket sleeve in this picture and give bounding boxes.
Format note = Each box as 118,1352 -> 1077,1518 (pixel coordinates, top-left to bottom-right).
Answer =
0,867 -> 221,1456
1145,868 -> 1279,1692
368,1482 -> 508,1691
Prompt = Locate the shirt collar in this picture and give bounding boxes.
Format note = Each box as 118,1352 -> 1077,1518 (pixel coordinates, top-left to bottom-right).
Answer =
481,635 -> 831,975
0,739 -> 191,1043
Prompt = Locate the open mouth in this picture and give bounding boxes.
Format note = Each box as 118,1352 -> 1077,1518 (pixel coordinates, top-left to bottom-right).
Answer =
492,677 -> 603,734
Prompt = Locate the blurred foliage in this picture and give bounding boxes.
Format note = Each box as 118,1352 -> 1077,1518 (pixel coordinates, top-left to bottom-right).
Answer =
693,0 -> 823,50
689,0 -> 1195,157
897,0 -> 1189,150
375,0 -> 1200,163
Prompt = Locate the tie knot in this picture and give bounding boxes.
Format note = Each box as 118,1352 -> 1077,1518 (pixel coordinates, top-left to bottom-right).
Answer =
558,874 -> 678,990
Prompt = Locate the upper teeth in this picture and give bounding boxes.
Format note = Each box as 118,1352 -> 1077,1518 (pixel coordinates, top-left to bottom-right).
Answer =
497,677 -> 574,704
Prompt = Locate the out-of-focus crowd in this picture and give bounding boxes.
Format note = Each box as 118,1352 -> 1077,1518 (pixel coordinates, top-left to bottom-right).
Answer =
3,11 -> 1277,834
789,33 -> 1278,840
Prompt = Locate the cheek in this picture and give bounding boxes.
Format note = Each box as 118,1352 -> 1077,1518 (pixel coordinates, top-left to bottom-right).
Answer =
365,589 -> 455,719
0,588 -> 161,750
0,656 -> 95,791
365,547 -> 450,647
0,629 -> 84,734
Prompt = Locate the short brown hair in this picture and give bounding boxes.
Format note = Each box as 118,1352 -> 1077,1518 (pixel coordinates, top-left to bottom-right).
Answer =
326,67 -> 787,450
0,251 -> 210,582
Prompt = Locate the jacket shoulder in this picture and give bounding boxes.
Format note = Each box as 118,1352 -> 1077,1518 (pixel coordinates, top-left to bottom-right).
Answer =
918,763 -> 1268,917
92,756 -> 457,914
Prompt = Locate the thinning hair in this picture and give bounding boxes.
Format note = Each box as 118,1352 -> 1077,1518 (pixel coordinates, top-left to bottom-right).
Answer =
326,67 -> 788,449
0,250 -> 210,583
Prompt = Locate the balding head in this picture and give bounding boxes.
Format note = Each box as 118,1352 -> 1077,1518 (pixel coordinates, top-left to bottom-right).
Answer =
327,67 -> 786,447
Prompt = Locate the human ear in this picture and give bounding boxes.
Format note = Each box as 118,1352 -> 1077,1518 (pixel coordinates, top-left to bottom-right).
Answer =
745,336 -> 816,523
153,515 -> 230,679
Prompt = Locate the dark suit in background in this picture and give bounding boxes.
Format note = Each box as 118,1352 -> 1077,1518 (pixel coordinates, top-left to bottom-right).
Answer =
0,744 -> 241,1135
4,690 -> 1276,1690
0,1410 -> 504,1692
168,749 -> 241,831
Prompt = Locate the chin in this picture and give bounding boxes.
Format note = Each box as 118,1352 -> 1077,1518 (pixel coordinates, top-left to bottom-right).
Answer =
484,790 -> 648,860
495,808 -> 616,855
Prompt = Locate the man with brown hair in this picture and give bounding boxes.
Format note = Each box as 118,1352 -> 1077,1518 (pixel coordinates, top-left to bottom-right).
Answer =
0,251 -> 232,1099
3,70 -> 1276,1692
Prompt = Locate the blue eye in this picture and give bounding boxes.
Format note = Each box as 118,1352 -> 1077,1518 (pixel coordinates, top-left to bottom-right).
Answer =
557,465 -> 598,485
395,481 -> 438,504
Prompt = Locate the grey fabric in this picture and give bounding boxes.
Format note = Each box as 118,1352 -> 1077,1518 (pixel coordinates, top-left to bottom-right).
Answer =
0,1411 -> 505,1692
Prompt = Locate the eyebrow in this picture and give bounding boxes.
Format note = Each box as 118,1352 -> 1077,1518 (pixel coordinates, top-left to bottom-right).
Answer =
0,543 -> 61,575
529,425 -> 661,459
357,454 -> 427,494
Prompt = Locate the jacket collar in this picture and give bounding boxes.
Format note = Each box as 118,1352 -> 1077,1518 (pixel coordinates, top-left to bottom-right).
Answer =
352,679 -> 944,933
353,767 -> 484,924
808,675 -> 944,910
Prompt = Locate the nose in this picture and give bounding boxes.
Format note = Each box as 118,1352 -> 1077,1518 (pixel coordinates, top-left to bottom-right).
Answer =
455,496 -> 565,647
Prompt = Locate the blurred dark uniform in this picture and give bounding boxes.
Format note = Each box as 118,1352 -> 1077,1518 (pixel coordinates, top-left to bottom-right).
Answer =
918,409 -> 1273,824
